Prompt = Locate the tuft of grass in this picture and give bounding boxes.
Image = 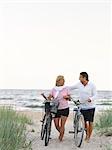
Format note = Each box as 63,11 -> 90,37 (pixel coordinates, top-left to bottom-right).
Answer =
95,109 -> 112,136
0,107 -> 32,150
17,113 -> 32,125
105,144 -> 112,150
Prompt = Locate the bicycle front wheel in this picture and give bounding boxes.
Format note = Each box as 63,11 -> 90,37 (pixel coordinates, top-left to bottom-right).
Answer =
41,123 -> 46,140
45,116 -> 52,146
74,114 -> 85,147
41,115 -> 46,140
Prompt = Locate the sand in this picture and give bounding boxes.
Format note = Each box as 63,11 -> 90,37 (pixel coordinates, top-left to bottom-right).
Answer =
18,111 -> 112,150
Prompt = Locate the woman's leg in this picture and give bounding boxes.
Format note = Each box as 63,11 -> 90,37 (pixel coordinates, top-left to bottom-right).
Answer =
54,118 -> 60,133
59,116 -> 68,141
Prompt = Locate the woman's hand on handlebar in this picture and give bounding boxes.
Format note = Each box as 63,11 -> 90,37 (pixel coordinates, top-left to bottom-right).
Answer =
47,94 -> 53,100
63,95 -> 71,101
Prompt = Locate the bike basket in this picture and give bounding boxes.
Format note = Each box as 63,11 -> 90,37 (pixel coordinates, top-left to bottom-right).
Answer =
45,102 -> 51,113
50,101 -> 59,114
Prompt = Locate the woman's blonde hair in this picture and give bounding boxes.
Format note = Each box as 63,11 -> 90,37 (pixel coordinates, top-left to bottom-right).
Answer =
55,75 -> 64,86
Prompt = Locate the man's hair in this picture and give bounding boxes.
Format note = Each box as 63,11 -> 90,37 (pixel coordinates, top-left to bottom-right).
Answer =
80,72 -> 89,81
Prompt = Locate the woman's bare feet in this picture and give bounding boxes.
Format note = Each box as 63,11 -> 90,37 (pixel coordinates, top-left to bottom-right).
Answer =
85,136 -> 90,143
58,133 -> 63,141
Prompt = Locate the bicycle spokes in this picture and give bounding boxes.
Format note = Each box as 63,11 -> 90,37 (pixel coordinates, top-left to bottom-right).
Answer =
74,115 -> 85,147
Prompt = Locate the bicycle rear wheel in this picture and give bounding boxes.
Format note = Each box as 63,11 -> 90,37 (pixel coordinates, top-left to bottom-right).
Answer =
45,116 -> 52,146
74,114 -> 85,147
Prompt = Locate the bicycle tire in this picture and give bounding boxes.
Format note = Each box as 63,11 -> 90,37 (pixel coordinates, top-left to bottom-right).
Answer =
40,115 -> 46,140
41,124 -> 46,140
73,112 -> 77,139
74,114 -> 85,147
45,116 -> 52,146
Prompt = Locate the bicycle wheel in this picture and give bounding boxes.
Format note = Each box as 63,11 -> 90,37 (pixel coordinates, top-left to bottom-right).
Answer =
45,115 -> 52,146
74,114 -> 85,147
41,115 -> 46,140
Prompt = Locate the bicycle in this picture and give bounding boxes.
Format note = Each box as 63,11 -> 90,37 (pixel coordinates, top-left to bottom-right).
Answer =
40,93 -> 58,146
69,98 -> 85,147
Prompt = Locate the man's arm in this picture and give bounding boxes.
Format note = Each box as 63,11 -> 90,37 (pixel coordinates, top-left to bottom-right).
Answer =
68,83 -> 79,91
88,84 -> 97,102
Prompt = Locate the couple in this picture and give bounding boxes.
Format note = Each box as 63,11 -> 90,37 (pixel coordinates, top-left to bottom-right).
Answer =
48,72 -> 97,142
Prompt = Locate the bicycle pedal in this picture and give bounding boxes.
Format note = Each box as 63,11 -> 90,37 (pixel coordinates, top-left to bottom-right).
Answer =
40,120 -> 43,123
69,131 -> 75,133
78,130 -> 82,132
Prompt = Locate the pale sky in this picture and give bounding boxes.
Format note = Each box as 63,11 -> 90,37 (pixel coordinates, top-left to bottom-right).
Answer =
0,0 -> 111,90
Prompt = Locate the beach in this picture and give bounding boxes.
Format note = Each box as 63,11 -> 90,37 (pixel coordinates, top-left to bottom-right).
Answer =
0,89 -> 112,149
18,110 -> 112,150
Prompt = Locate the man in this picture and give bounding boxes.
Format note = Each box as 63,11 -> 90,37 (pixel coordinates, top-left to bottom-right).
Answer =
70,72 -> 97,142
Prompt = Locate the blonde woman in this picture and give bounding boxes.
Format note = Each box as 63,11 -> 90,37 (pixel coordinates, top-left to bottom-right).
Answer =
48,75 -> 70,141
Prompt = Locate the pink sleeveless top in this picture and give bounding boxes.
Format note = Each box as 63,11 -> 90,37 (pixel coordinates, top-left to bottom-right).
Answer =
50,86 -> 70,110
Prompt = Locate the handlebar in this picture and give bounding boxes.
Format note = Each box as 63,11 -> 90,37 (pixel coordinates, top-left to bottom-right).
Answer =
41,93 -> 48,100
41,93 -> 52,104
41,93 -> 80,106
70,97 -> 81,106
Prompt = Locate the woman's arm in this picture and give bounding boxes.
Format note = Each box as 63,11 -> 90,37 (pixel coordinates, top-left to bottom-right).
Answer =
47,94 -> 53,100
63,95 -> 71,101
63,87 -> 71,101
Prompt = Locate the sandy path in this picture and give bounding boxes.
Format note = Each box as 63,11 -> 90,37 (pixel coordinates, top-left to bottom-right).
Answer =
19,111 -> 112,150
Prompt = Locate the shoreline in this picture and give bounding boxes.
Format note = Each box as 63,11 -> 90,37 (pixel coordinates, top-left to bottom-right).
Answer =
0,104 -> 112,114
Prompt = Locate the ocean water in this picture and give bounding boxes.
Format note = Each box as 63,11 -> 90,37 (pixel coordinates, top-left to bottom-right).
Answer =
0,89 -> 112,112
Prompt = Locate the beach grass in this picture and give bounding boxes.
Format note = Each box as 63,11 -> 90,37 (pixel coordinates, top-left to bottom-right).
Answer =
0,107 -> 32,150
95,109 -> 112,136
105,144 -> 112,150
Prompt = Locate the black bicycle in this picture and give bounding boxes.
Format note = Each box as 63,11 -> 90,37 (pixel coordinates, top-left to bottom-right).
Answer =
69,98 -> 85,147
40,93 -> 58,146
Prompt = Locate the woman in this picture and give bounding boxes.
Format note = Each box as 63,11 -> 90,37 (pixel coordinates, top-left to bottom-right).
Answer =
48,75 -> 70,141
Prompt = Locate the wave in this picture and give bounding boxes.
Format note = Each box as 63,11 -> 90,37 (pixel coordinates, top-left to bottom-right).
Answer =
0,89 -> 112,111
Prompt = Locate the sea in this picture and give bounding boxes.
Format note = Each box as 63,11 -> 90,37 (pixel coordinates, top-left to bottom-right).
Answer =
0,89 -> 112,112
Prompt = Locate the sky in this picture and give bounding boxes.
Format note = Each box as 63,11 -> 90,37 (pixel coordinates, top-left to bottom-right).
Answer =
0,0 -> 111,90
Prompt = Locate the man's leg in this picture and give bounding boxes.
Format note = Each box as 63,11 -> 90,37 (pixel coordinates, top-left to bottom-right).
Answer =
88,122 -> 93,139
81,110 -> 89,140
88,108 -> 95,140
85,122 -> 93,141
85,121 -> 89,141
